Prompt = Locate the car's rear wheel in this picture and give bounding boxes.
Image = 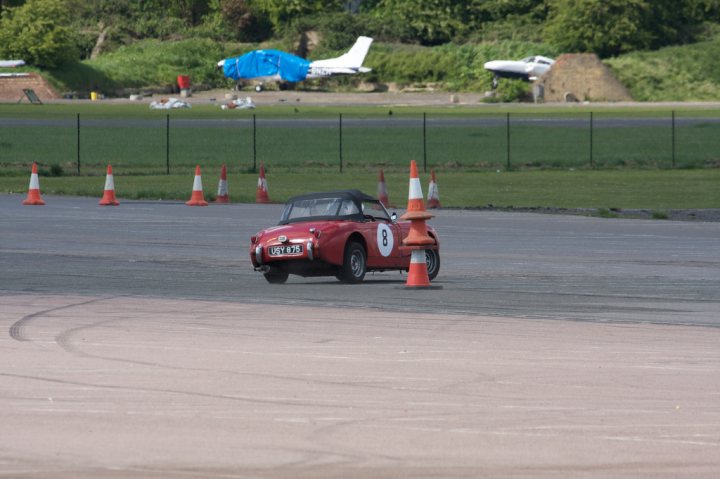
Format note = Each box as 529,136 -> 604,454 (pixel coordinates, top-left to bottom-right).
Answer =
337,241 -> 366,283
263,266 -> 288,284
425,249 -> 440,281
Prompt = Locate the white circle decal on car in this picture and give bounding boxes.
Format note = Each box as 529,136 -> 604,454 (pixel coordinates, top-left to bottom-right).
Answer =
377,223 -> 394,257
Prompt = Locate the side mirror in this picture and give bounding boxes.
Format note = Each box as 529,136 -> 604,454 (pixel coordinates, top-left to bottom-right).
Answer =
391,212 -> 397,222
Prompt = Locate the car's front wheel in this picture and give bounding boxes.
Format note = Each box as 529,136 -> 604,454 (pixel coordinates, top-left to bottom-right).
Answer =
425,249 -> 440,281
337,241 -> 366,283
263,266 -> 288,284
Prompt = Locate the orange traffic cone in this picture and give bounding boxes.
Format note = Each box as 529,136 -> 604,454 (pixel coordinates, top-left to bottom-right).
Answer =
215,164 -> 229,203
22,162 -> 45,205
377,168 -> 392,208
186,165 -> 208,206
426,169 -> 441,209
256,164 -> 270,203
400,160 -> 441,289
99,164 -> 120,206
406,249 -> 432,288
401,160 -> 435,247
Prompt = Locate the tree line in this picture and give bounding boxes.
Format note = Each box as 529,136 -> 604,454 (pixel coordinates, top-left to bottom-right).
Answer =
2,0 -> 720,69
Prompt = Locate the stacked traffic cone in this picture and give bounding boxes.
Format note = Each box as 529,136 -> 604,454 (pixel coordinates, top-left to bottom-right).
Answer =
186,165 -> 208,206
22,162 -> 45,205
256,164 -> 270,203
99,164 -> 120,206
215,164 -> 229,203
377,168 -> 392,208
426,169 -> 441,209
400,160 -> 441,289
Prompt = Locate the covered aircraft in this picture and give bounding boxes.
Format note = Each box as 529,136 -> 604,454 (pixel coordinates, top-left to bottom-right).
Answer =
484,55 -> 554,88
218,36 -> 373,91
0,60 -> 26,68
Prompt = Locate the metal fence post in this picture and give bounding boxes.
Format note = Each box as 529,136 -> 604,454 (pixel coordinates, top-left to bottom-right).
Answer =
506,112 -> 511,170
252,114 -> 257,173
76,113 -> 80,175
339,113 -> 343,173
589,111 -> 594,168
423,112 -> 427,173
166,114 -> 170,175
672,110 -> 676,168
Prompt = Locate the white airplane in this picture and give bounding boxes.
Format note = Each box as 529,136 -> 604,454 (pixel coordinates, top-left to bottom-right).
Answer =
0,60 -> 26,68
484,55 -> 555,89
218,36 -> 373,92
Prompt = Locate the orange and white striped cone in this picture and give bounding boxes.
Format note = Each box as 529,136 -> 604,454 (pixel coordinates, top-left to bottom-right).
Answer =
22,162 -> 45,206
399,160 -> 441,289
406,249 -> 432,288
377,168 -> 392,208
256,164 -> 270,203
99,164 -> 120,206
426,169 -> 441,209
401,160 -> 435,247
186,165 -> 208,206
215,164 -> 229,203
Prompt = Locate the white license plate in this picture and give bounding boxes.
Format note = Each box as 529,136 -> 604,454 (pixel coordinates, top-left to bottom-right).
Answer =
268,244 -> 303,256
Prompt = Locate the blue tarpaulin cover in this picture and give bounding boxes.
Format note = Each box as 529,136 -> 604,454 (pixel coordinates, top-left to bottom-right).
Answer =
223,50 -> 311,82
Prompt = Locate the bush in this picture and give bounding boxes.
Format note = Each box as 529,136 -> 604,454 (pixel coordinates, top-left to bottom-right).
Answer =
0,0 -> 79,68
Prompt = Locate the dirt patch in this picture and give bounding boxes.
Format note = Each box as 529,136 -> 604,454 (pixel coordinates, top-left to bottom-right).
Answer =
469,205 -> 720,222
537,53 -> 633,103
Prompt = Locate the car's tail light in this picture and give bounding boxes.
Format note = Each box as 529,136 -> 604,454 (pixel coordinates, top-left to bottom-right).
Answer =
251,235 -> 257,244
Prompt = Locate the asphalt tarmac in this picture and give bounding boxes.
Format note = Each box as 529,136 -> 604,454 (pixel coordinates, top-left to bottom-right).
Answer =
1,195 -> 719,326
2,195 -> 719,478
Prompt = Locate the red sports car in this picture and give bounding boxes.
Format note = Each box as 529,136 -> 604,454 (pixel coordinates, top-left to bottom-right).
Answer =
250,189 -> 440,284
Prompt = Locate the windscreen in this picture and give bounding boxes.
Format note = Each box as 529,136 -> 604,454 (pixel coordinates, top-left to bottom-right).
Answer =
281,197 -> 359,222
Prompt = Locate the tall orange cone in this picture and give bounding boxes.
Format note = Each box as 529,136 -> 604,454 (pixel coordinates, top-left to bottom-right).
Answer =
22,162 -> 45,205
399,160 -> 441,289
186,165 -> 208,206
377,168 -> 392,208
401,160 -> 435,247
99,164 -> 120,206
215,164 -> 229,203
256,164 -> 270,203
426,169 -> 441,209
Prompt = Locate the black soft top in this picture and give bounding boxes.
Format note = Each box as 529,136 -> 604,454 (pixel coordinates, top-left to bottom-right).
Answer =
279,190 -> 382,225
286,189 -> 377,204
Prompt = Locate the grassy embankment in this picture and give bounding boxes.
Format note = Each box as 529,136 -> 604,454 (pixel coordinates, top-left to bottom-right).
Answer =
6,33 -> 720,100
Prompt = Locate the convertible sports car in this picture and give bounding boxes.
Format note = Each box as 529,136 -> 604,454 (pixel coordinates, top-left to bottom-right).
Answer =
249,189 -> 440,284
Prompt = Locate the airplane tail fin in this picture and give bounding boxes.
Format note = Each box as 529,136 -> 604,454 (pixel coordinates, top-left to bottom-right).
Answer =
312,36 -> 373,69
342,36 -> 373,68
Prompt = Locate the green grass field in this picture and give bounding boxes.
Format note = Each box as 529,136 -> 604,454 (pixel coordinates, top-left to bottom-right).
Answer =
1,102 -> 719,209
2,169 -> 718,210
2,105 -> 720,175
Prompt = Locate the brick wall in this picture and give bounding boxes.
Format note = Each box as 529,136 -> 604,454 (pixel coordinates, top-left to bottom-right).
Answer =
0,73 -> 60,102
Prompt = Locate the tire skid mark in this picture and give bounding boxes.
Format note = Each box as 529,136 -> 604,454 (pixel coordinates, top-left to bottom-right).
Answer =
0,372 -> 351,409
9,297 -> 113,342
55,319 -> 454,396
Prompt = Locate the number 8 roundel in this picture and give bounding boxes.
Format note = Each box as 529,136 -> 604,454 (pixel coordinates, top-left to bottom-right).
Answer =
377,223 -> 394,257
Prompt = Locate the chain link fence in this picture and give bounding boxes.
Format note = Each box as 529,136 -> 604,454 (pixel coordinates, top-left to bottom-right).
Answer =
1,111 -> 719,175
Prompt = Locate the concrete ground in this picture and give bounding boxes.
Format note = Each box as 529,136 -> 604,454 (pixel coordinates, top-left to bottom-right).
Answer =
2,295 -> 719,479
2,196 -> 719,478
